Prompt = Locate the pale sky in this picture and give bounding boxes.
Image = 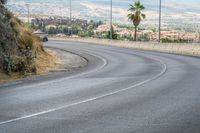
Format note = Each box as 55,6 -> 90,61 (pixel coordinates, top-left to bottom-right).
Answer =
7,0 -> 200,24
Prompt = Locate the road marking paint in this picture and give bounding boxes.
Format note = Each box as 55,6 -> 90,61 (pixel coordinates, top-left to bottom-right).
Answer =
0,56 -> 167,125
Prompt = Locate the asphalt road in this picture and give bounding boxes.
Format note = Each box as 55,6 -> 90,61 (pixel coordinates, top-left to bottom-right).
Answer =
0,41 -> 200,133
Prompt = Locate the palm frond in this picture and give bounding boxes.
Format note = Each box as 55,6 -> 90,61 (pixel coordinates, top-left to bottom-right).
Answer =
141,14 -> 146,19
127,0 -> 146,25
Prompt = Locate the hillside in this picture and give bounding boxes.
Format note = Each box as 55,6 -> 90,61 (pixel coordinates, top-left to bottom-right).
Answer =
6,0 -> 200,26
0,1 -> 61,82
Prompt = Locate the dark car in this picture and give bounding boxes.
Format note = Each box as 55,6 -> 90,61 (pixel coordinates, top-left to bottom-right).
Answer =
34,29 -> 48,42
42,35 -> 48,42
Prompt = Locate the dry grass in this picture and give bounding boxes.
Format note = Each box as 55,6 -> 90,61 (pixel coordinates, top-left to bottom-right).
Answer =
0,48 -> 62,84
35,48 -> 63,74
0,71 -> 21,84
0,5 -> 62,84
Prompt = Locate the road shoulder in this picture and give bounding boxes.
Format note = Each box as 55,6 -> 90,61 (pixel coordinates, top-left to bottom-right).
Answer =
0,48 -> 88,84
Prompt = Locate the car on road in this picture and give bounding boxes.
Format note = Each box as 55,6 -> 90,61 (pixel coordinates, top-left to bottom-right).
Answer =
42,35 -> 48,42
34,29 -> 48,42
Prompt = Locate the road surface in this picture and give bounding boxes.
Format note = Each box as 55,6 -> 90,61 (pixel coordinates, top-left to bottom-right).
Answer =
0,41 -> 200,133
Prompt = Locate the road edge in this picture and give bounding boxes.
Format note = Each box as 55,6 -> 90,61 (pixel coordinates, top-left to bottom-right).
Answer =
49,37 -> 200,58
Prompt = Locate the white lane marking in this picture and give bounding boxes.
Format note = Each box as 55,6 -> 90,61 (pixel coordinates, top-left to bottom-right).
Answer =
0,57 -> 167,125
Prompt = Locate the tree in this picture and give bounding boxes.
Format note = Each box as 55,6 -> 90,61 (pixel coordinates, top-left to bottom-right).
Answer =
106,26 -> 117,40
48,27 -> 56,34
128,1 -> 146,41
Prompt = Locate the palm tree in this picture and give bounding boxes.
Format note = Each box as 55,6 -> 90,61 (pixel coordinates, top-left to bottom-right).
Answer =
128,1 -> 146,41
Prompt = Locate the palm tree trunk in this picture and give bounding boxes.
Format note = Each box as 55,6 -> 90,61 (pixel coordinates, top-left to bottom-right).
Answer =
134,26 -> 137,41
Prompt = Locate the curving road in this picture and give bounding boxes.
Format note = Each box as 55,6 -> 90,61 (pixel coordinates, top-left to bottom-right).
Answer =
0,41 -> 200,133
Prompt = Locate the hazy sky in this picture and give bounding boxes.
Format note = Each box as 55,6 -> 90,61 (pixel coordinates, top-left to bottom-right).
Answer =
8,0 -> 200,12
7,0 -> 200,24
8,0 -> 200,6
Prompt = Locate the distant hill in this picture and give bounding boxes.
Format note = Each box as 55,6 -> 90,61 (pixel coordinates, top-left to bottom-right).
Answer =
0,1 -> 44,74
6,0 -> 200,25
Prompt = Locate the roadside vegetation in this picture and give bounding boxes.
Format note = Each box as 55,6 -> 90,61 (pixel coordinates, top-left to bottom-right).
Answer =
161,38 -> 189,43
30,19 -> 103,38
1,1 -> 39,74
0,0 -> 61,82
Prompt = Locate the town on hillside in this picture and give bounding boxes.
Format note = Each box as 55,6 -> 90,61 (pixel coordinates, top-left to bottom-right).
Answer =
18,15 -> 200,43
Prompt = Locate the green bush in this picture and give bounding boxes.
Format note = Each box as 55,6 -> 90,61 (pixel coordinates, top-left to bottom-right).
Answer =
106,31 -> 118,40
2,48 -> 36,75
2,54 -> 16,74
161,38 -> 188,43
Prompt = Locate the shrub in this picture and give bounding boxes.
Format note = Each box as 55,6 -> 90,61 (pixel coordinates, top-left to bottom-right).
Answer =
161,38 -> 188,43
106,30 -> 118,40
2,48 -> 36,75
2,54 -> 16,74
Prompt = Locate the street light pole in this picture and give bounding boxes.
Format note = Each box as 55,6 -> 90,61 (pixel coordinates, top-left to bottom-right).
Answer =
110,0 -> 113,39
26,3 -> 30,24
158,0 -> 161,42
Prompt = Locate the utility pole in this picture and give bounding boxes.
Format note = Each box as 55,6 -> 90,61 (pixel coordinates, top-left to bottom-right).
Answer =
26,3 -> 30,24
110,0 -> 113,39
69,0 -> 72,21
59,7 -> 62,24
158,0 -> 161,42
69,0 -> 72,36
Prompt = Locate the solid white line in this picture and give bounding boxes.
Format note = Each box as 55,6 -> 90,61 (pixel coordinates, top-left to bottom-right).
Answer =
0,57 -> 167,125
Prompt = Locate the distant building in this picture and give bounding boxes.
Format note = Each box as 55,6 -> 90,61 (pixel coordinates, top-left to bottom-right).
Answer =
95,24 -> 118,33
161,30 -> 181,40
182,32 -> 200,43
